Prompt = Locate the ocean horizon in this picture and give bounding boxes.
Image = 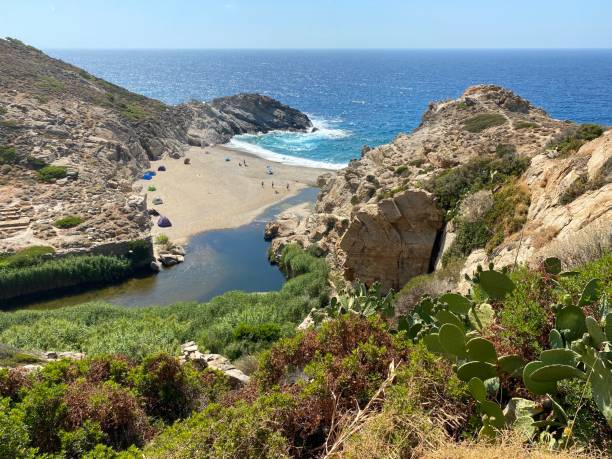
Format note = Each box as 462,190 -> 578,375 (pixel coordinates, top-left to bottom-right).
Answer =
48,49 -> 612,168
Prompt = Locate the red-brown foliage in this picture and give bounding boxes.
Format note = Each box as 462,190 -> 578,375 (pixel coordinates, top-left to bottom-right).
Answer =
63,380 -> 155,449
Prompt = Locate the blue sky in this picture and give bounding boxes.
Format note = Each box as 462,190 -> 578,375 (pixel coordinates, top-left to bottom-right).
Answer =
1,0 -> 611,49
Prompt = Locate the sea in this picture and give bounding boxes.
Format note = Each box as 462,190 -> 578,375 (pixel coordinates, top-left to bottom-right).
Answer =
15,49 -> 612,309
47,49 -> 612,169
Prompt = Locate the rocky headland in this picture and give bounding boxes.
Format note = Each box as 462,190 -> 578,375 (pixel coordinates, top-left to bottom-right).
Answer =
267,85 -> 611,290
0,38 -> 311,260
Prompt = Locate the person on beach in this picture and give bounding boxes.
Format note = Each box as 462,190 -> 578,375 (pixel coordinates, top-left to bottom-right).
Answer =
261,181 -> 264,187
272,182 -> 274,188
286,183 -> 289,190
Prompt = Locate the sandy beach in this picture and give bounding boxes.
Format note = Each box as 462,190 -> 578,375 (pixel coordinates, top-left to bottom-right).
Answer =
144,145 -> 333,243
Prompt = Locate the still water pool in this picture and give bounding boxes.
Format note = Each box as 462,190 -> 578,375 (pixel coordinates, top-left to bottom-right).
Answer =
8,188 -> 318,310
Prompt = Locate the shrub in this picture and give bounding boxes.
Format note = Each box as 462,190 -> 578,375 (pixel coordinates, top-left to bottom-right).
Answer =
442,181 -> 530,261
558,173 -> 589,205
54,215 -> 84,229
0,398 -> 33,459
427,150 -> 529,213
497,267 -> 554,359
463,113 -> 507,133
59,420 -> 106,459
127,239 -> 151,264
232,322 -> 282,344
63,380 -> 153,450
37,165 -> 67,182
144,398 -> 292,459
0,146 -> 17,164
154,234 -> 169,246
130,353 -> 202,423
18,382 -> 67,452
394,165 -> 408,176
549,123 -> 604,156
514,120 -> 538,129
121,103 -> 149,121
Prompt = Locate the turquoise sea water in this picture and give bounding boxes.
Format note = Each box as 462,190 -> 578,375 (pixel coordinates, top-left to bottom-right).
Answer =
49,49 -> 612,168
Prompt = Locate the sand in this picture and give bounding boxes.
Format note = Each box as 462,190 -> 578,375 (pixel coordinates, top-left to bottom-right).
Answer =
144,145 -> 333,243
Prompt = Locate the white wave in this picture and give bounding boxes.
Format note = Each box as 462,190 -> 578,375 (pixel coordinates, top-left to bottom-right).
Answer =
226,138 -> 346,170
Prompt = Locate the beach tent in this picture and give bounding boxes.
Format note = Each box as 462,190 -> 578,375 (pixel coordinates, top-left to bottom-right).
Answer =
158,216 -> 172,227
142,172 -> 154,180
157,165 -> 166,171
184,158 -> 191,165
152,197 -> 163,205
225,157 -> 231,161
148,209 -> 160,216
147,186 -> 156,192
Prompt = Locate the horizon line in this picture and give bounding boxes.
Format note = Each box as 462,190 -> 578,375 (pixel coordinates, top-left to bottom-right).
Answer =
43,47 -> 612,52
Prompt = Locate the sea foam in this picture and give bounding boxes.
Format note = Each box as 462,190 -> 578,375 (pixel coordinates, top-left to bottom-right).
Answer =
225,116 -> 349,170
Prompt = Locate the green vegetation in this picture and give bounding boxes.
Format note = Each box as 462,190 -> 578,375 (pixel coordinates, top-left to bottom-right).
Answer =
463,113 -> 507,133
154,234 -> 169,246
37,75 -> 66,92
37,165 -> 67,183
0,245 -> 328,359
0,119 -> 20,128
0,248 -> 609,457
394,165 -> 408,176
443,180 -> 530,263
53,216 -> 84,229
0,146 -> 17,164
426,145 -> 529,213
549,124 -> 604,156
0,255 -> 133,300
0,246 -> 55,269
514,120 -> 538,129
121,103 -> 149,121
0,353 -> 231,456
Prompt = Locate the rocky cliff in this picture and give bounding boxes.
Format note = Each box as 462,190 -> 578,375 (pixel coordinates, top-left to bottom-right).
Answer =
0,38 -> 311,254
267,85 -> 610,290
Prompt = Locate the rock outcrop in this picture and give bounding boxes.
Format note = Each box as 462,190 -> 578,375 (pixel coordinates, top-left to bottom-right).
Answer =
180,341 -> 250,387
267,85 -> 609,290
0,38 -> 311,255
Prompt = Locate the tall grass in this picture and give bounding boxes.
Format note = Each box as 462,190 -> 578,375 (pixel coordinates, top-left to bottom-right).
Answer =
0,245 -> 329,360
0,255 -> 132,300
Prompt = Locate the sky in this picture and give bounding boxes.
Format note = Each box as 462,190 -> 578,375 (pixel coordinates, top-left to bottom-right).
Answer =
1,0 -> 611,49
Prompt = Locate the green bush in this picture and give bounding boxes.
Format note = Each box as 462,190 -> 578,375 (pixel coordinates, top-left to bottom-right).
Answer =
154,234 -> 169,246
37,165 -> 67,183
514,121 -> 538,129
0,146 -> 17,164
559,173 -> 589,205
427,150 -> 529,213
54,215 -> 84,229
394,165 -> 408,176
549,123 -> 604,156
0,398 -> 33,458
121,103 -> 149,121
19,382 -> 67,452
129,353 -> 205,423
498,267 -> 553,358
463,113 -> 507,132
442,181 -> 530,262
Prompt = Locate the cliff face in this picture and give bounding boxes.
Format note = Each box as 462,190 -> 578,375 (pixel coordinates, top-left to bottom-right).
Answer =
0,38 -> 311,254
267,85 -> 610,290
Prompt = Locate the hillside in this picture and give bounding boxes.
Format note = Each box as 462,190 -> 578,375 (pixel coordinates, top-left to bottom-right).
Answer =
267,85 -> 611,291
0,38 -> 311,257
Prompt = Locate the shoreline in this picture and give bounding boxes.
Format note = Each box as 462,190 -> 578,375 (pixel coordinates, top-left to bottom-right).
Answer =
145,145 -> 334,244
